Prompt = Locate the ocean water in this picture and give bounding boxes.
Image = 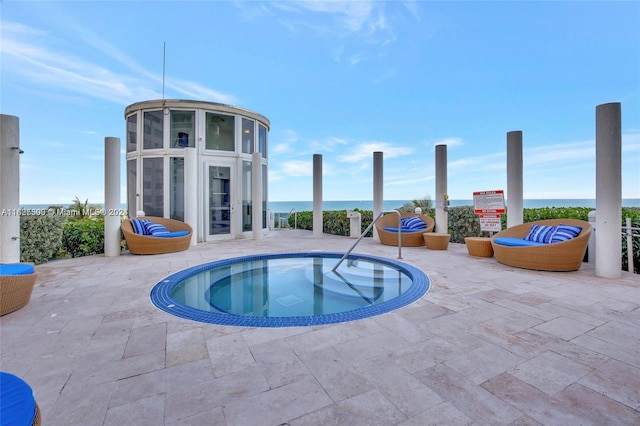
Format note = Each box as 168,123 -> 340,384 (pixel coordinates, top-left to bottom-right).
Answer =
17,198 -> 640,213
267,199 -> 640,213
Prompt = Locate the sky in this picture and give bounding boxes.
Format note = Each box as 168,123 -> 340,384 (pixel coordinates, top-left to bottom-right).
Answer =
2,0 -> 639,205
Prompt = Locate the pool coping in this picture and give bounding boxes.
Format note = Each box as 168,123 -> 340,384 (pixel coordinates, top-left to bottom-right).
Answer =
149,251 -> 431,327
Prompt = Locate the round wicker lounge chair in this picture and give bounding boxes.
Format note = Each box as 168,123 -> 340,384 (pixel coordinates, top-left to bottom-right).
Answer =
375,212 -> 435,247
491,219 -> 592,271
0,264 -> 37,316
121,216 -> 193,255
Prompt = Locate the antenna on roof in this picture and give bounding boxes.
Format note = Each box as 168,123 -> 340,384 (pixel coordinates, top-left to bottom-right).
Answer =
162,41 -> 166,100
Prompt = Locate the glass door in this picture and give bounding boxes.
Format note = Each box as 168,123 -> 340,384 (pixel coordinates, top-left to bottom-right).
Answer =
206,164 -> 234,240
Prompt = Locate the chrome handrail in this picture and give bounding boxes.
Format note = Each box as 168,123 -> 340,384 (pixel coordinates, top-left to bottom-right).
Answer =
331,210 -> 402,273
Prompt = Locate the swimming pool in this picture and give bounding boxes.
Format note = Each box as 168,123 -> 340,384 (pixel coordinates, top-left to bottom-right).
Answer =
150,252 -> 430,327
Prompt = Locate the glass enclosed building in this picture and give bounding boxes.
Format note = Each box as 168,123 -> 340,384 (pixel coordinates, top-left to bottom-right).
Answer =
124,100 -> 269,242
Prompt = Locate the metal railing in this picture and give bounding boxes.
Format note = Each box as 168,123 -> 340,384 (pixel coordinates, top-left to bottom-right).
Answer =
622,218 -> 639,274
276,208 -> 298,230
331,210 -> 402,273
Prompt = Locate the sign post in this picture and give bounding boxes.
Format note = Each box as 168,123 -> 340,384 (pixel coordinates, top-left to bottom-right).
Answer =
473,190 -> 505,235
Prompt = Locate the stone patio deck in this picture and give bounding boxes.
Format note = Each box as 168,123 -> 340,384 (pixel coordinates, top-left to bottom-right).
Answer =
1,230 -> 639,425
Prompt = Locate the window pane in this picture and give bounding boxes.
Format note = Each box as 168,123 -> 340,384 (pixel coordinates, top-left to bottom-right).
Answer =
170,111 -> 195,148
170,157 -> 184,221
127,114 -> 137,152
242,160 -> 252,231
127,159 -> 137,217
242,118 -> 254,154
262,164 -> 267,228
259,124 -> 267,158
143,157 -> 163,216
205,113 -> 235,151
143,110 -> 164,149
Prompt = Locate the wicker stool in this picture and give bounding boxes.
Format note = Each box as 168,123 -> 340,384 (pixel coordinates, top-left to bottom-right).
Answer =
464,237 -> 494,257
423,233 -> 451,250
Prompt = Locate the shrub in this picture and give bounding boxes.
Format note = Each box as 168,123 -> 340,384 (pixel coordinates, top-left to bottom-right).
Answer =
20,213 -> 65,264
62,217 -> 105,258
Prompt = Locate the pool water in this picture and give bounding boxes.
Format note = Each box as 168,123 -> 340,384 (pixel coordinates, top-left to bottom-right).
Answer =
150,252 -> 430,327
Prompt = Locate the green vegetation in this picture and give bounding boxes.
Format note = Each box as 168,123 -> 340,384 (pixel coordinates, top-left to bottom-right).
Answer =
19,198 -> 114,264
289,205 -> 640,274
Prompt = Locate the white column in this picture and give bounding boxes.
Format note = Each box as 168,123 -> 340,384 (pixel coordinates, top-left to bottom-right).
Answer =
435,144 -> 448,234
313,154 -> 323,239
595,102 -> 622,278
0,115 -> 21,263
507,131 -> 524,227
104,137 -> 121,257
251,152 -> 263,240
184,147 -> 198,245
373,151 -> 383,241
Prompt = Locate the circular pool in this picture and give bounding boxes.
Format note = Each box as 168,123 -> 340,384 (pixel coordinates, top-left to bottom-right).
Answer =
150,252 -> 430,327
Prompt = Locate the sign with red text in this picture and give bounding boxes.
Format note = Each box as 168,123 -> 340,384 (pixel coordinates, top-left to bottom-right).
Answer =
473,190 -> 506,214
479,214 -> 502,232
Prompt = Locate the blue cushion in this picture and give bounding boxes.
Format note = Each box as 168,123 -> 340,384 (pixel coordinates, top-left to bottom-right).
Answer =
0,372 -> 37,426
524,225 -> 556,244
382,227 -> 425,233
152,231 -> 190,238
551,224 -> 582,243
494,237 -> 546,247
131,219 -> 150,235
144,222 -> 170,236
0,264 -> 35,275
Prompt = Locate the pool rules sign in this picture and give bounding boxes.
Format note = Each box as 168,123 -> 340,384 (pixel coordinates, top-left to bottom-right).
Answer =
473,190 -> 505,233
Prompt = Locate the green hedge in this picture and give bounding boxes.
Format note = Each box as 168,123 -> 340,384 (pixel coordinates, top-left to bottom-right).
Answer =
20,214 -> 66,264
289,206 -> 640,273
62,218 -> 105,258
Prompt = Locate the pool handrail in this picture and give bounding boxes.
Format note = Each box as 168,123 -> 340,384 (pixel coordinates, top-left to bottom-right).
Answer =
331,210 -> 402,273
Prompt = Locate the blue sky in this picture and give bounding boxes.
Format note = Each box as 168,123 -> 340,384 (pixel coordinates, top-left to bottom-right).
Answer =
2,1 -> 639,205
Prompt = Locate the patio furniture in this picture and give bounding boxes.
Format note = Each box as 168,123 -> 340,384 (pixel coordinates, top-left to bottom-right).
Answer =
424,233 -> 451,250
121,216 -> 193,255
375,212 -> 435,247
465,237 -> 494,257
0,372 -> 41,425
0,263 -> 38,316
491,219 -> 592,271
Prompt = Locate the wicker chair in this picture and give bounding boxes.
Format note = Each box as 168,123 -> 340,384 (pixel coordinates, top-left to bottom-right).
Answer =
491,219 -> 592,271
121,216 -> 192,255
0,265 -> 37,316
375,212 -> 435,247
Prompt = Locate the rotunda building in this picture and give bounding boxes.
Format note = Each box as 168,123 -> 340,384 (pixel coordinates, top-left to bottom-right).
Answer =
124,100 -> 269,242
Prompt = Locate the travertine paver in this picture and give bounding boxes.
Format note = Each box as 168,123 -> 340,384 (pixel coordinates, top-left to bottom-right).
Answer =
1,230 -> 639,425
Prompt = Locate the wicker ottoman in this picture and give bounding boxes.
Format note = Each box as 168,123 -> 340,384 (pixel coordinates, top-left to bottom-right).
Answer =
464,237 -> 494,257
423,233 -> 451,250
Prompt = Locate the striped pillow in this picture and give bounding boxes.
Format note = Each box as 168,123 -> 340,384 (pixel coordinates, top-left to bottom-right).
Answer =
524,225 -> 556,244
131,219 -> 150,235
144,222 -> 170,236
551,224 -> 582,243
401,216 -> 427,230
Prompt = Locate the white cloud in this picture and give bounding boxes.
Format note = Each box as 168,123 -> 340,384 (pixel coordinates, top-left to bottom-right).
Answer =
338,142 -> 413,163
1,21 -> 236,106
281,160 -> 313,176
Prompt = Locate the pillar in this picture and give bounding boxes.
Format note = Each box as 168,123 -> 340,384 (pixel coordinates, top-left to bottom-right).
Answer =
313,154 -> 323,239
104,137 -> 121,257
184,147 -> 198,244
373,151 -> 383,241
507,131 -> 524,227
0,115 -> 21,263
435,144 -> 448,234
595,102 -> 622,278
252,152 -> 263,240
